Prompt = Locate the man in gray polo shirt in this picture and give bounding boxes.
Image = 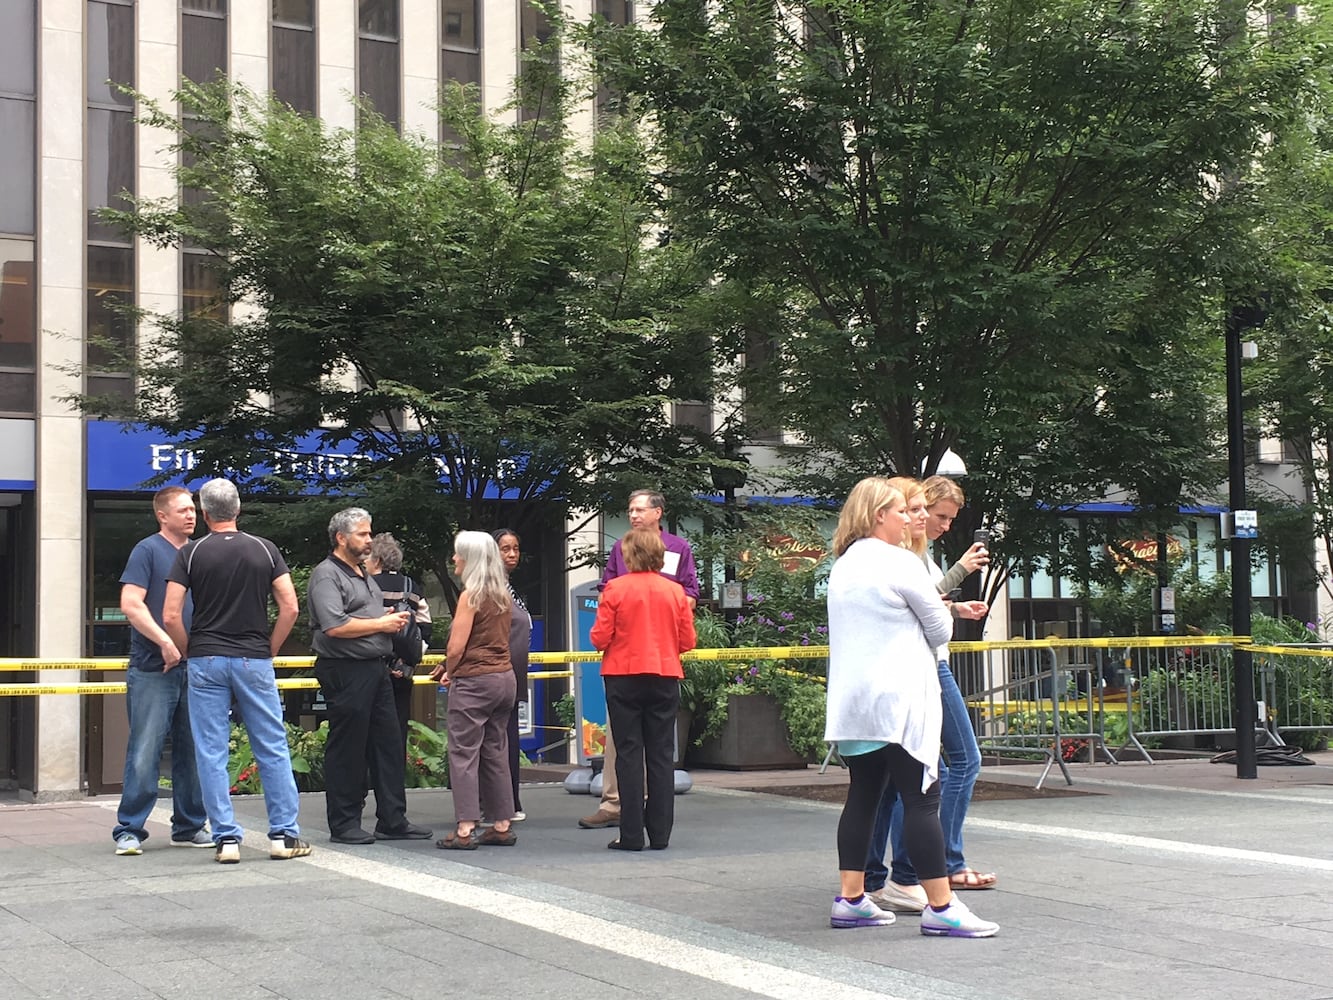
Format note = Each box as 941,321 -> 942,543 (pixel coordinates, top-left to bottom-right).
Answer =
309,507 -> 431,845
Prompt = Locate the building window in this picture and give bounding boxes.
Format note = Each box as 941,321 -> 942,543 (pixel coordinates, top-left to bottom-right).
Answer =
743,328 -> 781,443
0,241 -> 35,414
182,251 -> 226,324
358,0 -> 401,131
87,1 -> 136,402
440,0 -> 480,145
87,1 -> 135,237
0,3 -> 35,415
272,0 -> 316,114
593,1 -> 631,124
519,0 -> 558,125
181,0 -> 228,88
672,401 -> 713,438
86,109 -> 136,242
0,0 -> 36,238
85,245 -> 135,401
441,0 -> 480,86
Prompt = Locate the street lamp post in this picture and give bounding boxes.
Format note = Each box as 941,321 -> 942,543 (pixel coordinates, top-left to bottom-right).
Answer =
1226,306 -> 1258,780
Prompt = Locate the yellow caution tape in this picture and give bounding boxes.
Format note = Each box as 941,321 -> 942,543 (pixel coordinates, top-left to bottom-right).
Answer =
0,684 -> 130,696
0,634 -> 1265,695
1051,635 -> 1251,649
528,651 -> 605,664
1249,644 -> 1333,658
0,660 -> 131,671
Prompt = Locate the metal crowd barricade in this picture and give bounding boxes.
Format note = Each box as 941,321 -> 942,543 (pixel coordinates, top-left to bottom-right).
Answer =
951,639 -> 1115,790
1246,644 -> 1333,746
1113,638 -> 1258,753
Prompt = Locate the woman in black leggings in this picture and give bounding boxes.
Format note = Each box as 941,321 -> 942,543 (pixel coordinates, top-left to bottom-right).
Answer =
823,477 -> 998,937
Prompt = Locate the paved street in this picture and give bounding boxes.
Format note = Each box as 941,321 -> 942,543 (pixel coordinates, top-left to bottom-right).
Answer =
2,757 -> 1332,1000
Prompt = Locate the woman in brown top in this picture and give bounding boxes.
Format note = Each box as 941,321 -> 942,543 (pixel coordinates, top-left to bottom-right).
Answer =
430,531 -> 515,849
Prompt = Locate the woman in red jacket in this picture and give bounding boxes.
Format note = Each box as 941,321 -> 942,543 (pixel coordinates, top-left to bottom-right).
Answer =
590,527 -> 697,851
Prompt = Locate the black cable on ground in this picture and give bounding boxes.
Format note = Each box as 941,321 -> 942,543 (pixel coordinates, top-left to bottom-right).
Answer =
1210,744 -> 1315,766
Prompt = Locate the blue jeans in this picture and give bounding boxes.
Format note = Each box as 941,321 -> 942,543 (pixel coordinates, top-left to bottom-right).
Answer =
864,660 -> 982,888
113,666 -> 207,843
187,656 -> 301,843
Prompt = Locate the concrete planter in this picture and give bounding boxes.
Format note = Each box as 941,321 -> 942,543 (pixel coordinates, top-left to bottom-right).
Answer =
685,693 -> 808,771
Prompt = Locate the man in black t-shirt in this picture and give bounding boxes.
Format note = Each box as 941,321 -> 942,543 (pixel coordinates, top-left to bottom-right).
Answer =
163,478 -> 311,866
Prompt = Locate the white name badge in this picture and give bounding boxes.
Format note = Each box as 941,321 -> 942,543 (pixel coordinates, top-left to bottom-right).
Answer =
661,550 -> 682,577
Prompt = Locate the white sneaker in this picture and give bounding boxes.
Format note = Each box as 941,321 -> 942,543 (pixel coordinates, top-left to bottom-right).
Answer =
114,834 -> 142,856
214,837 -> 240,864
920,896 -> 999,938
831,895 -> 896,929
868,882 -> 927,914
269,835 -> 312,860
511,811 -> 526,823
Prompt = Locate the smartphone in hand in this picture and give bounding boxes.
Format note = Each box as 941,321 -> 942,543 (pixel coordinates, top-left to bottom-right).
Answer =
973,529 -> 992,548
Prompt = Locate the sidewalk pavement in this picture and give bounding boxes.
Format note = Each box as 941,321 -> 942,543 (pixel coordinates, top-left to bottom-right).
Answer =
3,754 -> 1333,1000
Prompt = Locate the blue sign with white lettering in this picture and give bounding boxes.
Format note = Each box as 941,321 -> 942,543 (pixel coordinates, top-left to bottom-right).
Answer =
85,420 -> 546,497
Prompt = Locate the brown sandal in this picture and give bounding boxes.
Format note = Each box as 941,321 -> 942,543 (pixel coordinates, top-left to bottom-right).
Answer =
435,831 -> 478,851
949,868 -> 997,890
477,828 -> 517,847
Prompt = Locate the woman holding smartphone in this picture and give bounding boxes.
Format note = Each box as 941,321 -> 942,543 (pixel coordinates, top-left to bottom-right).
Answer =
866,475 -> 996,916
825,477 -> 997,937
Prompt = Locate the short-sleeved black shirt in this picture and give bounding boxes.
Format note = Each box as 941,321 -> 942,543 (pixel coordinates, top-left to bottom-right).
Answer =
168,530 -> 290,659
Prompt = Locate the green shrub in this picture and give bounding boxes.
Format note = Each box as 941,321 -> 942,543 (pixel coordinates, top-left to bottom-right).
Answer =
405,720 -> 449,788
228,722 -> 328,794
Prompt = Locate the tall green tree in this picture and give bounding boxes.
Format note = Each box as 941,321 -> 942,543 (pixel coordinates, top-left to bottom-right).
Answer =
81,70 -> 723,603
587,0 -> 1325,592
1247,3 -> 1333,612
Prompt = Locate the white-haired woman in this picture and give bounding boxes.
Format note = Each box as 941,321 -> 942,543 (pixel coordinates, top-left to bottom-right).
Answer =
430,531 -> 516,849
825,477 -> 997,937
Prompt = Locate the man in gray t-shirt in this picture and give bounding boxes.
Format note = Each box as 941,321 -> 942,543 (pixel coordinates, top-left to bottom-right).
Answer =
309,507 -> 432,845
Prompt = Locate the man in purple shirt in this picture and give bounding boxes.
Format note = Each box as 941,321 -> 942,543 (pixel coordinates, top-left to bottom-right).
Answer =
580,490 -> 699,830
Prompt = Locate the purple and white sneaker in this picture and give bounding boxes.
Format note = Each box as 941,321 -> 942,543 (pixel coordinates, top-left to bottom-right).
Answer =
920,896 -> 998,938
831,895 -> 896,929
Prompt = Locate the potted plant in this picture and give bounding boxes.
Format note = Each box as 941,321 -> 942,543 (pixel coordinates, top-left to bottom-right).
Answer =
683,655 -> 827,769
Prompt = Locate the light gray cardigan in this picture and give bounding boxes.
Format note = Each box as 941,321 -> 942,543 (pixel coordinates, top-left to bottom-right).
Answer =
824,537 -> 953,789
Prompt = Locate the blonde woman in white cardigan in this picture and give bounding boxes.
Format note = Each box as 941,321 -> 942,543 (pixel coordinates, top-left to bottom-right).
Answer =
824,477 -> 998,938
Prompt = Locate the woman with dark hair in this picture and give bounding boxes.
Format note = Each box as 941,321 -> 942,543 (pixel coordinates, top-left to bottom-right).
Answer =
824,477 -> 997,936
589,527 -> 696,851
491,528 -> 532,822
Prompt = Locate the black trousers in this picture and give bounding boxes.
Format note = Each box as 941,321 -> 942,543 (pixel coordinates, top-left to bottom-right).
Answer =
315,657 -> 408,836
507,702 -> 523,812
390,672 -> 412,748
604,674 -> 679,848
837,742 -> 945,878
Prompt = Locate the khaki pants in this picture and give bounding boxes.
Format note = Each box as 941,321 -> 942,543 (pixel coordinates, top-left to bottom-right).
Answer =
599,728 -> 621,816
